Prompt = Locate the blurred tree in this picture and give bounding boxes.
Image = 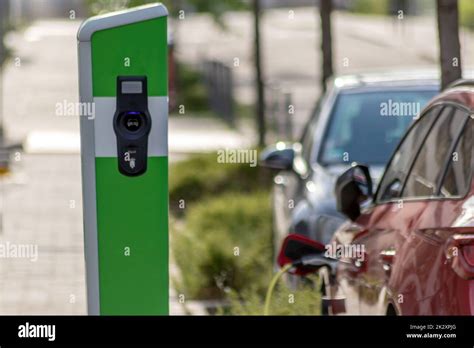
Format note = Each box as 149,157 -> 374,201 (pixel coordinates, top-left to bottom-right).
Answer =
0,0 -> 10,147
183,0 -> 249,26
0,0 -> 8,66
319,0 -> 333,92
437,0 -> 462,89
87,0 -> 249,24
253,0 -> 266,147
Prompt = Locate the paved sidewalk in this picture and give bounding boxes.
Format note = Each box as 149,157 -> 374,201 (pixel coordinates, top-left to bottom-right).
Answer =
0,155 -> 85,314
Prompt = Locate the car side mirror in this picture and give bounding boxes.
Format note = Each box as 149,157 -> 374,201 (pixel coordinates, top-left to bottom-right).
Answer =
335,164 -> 373,221
259,142 -> 296,171
277,234 -> 326,275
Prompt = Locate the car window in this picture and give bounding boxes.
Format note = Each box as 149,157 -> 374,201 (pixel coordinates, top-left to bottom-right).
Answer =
440,116 -> 473,197
318,89 -> 436,166
402,107 -> 467,199
375,106 -> 441,202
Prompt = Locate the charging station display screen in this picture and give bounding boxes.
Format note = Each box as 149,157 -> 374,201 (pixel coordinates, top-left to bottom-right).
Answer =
121,81 -> 143,94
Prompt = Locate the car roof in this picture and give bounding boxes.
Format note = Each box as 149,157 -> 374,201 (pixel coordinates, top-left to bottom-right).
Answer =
330,70 -> 441,90
427,84 -> 474,111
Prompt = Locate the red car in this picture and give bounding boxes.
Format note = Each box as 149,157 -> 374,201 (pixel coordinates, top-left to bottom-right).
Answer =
279,80 -> 474,315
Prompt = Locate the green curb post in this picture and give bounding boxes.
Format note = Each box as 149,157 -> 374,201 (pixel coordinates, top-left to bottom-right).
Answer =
78,4 -> 169,315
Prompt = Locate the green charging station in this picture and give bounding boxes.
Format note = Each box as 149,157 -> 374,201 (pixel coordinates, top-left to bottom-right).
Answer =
77,4 -> 169,315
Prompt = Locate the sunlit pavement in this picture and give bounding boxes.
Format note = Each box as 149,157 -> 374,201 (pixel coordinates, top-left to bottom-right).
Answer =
0,155 -> 85,314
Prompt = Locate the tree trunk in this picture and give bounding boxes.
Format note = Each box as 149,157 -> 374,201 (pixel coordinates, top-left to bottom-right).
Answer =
253,0 -> 266,147
437,0 -> 462,89
0,0 -> 7,66
0,0 -> 8,137
320,0 -> 333,92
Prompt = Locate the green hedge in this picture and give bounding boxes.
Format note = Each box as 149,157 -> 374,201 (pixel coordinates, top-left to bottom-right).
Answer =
169,148 -> 321,313
349,0 -> 390,15
172,191 -> 273,300
169,152 -> 271,216
175,63 -> 209,113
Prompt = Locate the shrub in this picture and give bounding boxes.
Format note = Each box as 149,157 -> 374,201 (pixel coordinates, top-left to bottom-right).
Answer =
169,152 -> 271,216
349,0 -> 390,15
351,0 -> 389,15
223,278 -> 322,316
175,63 -> 210,113
172,191 -> 273,300
460,0 -> 474,30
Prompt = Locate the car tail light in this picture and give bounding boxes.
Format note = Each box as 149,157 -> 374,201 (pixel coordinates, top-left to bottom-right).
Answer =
446,234 -> 474,279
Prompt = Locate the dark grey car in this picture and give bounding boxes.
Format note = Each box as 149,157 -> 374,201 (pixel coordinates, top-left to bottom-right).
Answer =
261,71 -> 439,257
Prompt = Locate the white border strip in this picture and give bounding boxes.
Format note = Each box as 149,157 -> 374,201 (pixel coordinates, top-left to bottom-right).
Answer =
78,41 -> 101,315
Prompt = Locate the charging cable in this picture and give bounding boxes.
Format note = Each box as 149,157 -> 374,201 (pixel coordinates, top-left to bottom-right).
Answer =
263,263 -> 293,315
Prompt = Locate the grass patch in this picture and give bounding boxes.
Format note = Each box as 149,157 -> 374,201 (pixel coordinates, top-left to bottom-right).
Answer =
223,278 -> 322,315
235,102 -> 255,120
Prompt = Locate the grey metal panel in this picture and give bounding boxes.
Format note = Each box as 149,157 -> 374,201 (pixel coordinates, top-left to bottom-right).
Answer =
78,40 -> 100,315
77,3 -> 168,42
